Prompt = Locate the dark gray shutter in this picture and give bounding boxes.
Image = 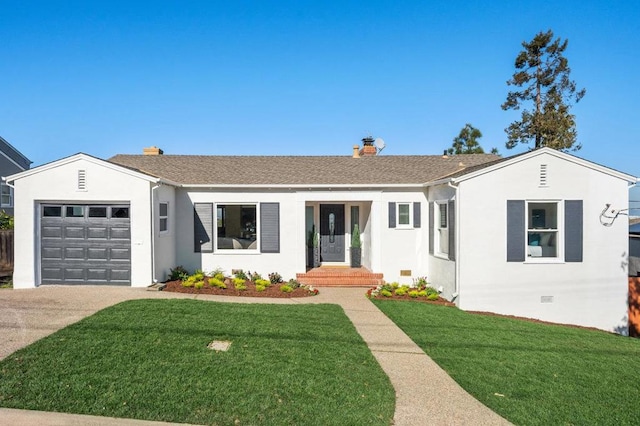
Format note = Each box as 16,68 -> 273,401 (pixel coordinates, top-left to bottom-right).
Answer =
388,202 -> 396,228
565,200 -> 583,262
448,200 -> 455,261
506,200 -> 525,262
260,202 -> 280,253
428,202 -> 434,255
194,203 -> 213,253
413,202 -> 421,228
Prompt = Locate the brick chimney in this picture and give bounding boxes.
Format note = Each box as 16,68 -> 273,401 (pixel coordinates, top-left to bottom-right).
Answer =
143,146 -> 163,155
359,136 -> 377,156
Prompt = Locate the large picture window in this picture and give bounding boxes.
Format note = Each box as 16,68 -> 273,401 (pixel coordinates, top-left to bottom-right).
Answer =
527,202 -> 558,258
217,204 -> 257,250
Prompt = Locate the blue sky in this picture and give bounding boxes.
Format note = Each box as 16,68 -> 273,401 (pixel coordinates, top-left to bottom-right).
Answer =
1,1 -> 639,188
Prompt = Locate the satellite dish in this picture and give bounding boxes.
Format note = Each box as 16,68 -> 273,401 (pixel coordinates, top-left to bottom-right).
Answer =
374,137 -> 386,153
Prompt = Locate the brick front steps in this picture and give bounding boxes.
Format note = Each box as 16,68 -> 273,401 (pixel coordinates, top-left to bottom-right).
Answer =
297,267 -> 384,287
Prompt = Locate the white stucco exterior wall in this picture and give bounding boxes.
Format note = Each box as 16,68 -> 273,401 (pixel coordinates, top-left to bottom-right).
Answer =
11,156 -> 156,288
455,151 -> 631,333
152,184 -> 177,282
427,184 -> 457,299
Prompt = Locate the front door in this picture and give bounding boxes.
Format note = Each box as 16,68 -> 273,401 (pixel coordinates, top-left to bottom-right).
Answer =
320,204 -> 345,262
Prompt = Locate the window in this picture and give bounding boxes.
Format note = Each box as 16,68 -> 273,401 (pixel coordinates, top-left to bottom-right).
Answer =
88,207 -> 107,218
112,207 -> 129,219
507,199 -> 582,263
43,206 -> 62,217
1,183 -> 13,207
436,202 -> 449,256
66,206 -> 84,218
398,203 -> 411,227
526,202 -> 558,258
216,204 -> 257,250
159,202 -> 168,233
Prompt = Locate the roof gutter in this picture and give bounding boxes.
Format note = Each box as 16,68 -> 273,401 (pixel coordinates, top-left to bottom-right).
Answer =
178,183 -> 427,190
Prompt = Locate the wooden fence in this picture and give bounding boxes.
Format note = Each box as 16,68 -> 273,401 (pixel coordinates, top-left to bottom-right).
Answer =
0,230 -> 13,276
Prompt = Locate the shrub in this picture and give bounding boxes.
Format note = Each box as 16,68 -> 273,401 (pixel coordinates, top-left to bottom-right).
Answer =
182,270 -> 205,287
425,286 -> 439,297
417,290 -> 427,297
213,272 -> 226,281
233,270 -> 248,280
380,289 -> 393,297
169,266 -> 190,281
182,280 -> 194,288
427,293 -> 439,301
209,277 -> 226,288
233,277 -> 247,290
194,281 -> 204,289
408,290 -> 419,298
391,282 -> 400,289
351,223 -> 361,248
268,272 -> 283,284
394,287 -> 407,296
0,211 -> 13,230
211,267 -> 225,277
287,279 -> 300,289
255,278 -> 270,287
280,284 -> 293,293
256,284 -> 266,292
413,276 -> 429,289
250,271 -> 263,281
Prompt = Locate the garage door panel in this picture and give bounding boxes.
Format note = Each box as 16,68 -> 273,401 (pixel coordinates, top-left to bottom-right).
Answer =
42,247 -> 63,260
42,226 -> 63,239
88,247 -> 108,260
64,226 -> 86,239
110,227 -> 131,240
87,227 -> 108,239
40,203 -> 131,285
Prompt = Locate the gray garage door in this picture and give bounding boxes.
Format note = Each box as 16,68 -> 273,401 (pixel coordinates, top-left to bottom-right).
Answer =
40,204 -> 131,285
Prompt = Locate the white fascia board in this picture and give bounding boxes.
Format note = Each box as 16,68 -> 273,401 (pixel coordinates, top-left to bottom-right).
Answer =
452,147 -> 637,184
179,183 -> 425,190
5,153 -> 161,184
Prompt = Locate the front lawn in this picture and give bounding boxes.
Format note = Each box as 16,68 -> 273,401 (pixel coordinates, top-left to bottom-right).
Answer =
0,299 -> 394,425
373,300 -> 640,426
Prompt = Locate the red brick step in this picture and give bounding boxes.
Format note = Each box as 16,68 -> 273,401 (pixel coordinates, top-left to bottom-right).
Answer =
297,267 -> 383,287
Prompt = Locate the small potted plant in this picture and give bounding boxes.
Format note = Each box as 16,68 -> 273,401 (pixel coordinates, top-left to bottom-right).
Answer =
350,223 -> 362,268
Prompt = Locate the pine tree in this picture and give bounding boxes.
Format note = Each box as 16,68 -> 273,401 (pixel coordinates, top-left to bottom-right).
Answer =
447,124 -> 485,155
502,30 -> 585,151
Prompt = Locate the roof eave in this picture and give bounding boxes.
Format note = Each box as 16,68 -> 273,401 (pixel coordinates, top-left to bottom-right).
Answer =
178,183 -> 426,189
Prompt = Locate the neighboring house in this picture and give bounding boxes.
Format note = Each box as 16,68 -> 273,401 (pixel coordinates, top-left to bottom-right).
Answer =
7,143 -> 638,333
630,218 -> 640,277
0,136 -> 32,215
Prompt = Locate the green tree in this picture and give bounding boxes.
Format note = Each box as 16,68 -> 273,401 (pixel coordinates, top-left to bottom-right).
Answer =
502,30 -> 585,151
447,124 -> 486,155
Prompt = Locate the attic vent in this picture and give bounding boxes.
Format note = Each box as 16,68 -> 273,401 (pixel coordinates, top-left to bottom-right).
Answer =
539,164 -> 548,187
78,169 -> 87,191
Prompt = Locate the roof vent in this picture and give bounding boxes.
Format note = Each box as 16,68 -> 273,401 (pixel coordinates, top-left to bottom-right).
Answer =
352,145 -> 360,158
77,169 -> 86,191
539,164 -> 548,187
143,146 -> 163,155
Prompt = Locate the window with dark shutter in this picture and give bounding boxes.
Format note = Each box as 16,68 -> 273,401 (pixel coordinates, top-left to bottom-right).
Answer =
428,202 -> 434,255
507,200 -> 526,262
564,200 -> 583,262
448,200 -> 455,261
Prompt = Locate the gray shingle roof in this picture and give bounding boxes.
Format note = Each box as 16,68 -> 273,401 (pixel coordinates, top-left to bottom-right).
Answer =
108,153 -> 501,186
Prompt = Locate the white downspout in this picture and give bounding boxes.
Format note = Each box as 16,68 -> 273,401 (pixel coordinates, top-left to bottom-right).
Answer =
447,181 -> 460,301
150,182 -> 160,284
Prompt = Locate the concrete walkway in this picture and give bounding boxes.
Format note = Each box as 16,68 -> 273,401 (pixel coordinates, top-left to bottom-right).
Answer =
0,286 -> 510,425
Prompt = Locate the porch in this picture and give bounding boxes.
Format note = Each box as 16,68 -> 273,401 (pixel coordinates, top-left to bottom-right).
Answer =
297,266 -> 383,287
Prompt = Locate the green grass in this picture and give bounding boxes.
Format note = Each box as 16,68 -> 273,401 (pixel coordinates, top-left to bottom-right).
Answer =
0,299 -> 394,425
373,300 -> 640,426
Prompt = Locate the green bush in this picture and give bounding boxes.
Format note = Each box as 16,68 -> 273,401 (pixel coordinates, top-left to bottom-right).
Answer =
417,290 -> 427,297
233,270 -> 248,280
169,266 -> 190,281
255,284 -> 266,292
288,279 -> 300,289
0,211 -> 13,230
268,272 -> 283,284
233,277 -> 247,290
250,271 -> 263,281
209,277 -> 226,288
380,289 -> 393,297
391,282 -> 400,289
255,278 -> 270,287
182,271 -> 205,287
280,284 -> 293,293
408,290 -> 419,298
182,280 -> 194,288
394,287 -> 407,296
427,293 -> 439,301
425,286 -> 439,297
194,281 -> 204,289
213,272 -> 226,281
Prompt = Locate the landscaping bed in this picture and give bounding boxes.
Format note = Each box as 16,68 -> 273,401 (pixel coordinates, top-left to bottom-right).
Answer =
366,279 -> 455,306
163,278 -> 316,297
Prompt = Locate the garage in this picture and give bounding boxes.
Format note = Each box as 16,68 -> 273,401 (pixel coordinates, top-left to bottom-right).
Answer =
40,203 -> 131,285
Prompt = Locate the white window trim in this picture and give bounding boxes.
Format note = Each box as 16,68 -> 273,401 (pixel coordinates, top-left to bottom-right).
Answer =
159,202 -> 169,234
434,200 -> 449,258
214,202 -> 260,253
396,202 -> 413,229
524,199 -> 564,263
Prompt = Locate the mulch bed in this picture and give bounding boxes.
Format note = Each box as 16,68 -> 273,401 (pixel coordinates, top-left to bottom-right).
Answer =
367,292 -> 456,306
162,280 -> 318,298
